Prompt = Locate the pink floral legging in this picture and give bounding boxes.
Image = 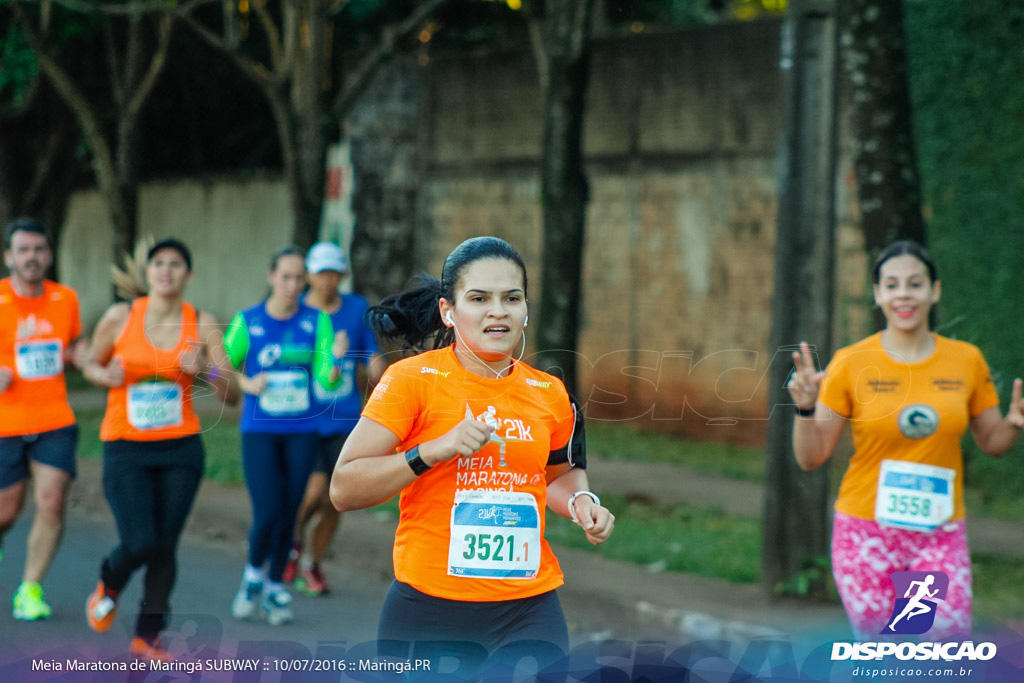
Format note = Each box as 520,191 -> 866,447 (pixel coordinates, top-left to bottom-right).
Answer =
831,511 -> 972,640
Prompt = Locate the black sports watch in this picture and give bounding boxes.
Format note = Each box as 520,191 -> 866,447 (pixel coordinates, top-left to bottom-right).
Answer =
405,446 -> 431,476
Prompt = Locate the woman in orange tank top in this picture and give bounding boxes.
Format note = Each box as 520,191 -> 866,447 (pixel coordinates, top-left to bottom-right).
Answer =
81,238 -> 238,661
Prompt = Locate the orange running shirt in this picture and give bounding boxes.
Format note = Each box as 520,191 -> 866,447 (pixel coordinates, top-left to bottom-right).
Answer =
362,345 -> 576,602
819,333 -> 999,522
0,279 -> 81,436
99,298 -> 202,442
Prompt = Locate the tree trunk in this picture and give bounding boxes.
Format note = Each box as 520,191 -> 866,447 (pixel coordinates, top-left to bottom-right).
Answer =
32,34 -> 132,277
839,0 -> 926,259
762,0 -> 839,601
289,0 -> 331,249
529,0 -> 596,397
348,57 -> 421,304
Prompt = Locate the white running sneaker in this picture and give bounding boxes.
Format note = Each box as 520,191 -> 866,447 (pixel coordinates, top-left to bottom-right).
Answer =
231,578 -> 263,620
260,588 -> 293,626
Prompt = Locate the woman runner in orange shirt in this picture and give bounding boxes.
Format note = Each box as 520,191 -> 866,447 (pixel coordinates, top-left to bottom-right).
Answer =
331,236 -> 614,674
82,238 -> 238,660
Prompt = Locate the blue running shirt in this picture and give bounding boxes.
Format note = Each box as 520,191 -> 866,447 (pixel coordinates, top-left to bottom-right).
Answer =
224,301 -> 337,434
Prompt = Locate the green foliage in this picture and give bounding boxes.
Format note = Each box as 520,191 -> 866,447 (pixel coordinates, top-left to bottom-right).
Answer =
731,0 -> 787,20
0,24 -> 38,107
905,0 -> 1024,504
773,554 -> 832,599
604,0 -> 718,26
345,0 -> 392,21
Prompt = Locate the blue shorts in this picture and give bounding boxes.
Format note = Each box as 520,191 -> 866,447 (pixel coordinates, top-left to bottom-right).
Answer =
0,424 -> 79,489
312,432 -> 348,475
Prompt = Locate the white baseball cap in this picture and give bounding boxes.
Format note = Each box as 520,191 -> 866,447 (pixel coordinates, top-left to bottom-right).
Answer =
306,242 -> 348,274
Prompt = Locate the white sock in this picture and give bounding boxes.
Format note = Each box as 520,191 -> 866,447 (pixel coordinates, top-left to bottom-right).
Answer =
243,565 -> 266,584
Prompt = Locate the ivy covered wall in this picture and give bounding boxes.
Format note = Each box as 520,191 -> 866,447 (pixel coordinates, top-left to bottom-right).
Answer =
907,0 -> 1024,511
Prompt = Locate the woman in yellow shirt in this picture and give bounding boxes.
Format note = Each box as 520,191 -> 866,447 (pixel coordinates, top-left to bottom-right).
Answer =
788,240 -> 1024,639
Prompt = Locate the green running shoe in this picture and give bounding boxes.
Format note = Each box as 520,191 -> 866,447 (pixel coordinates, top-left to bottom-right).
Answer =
13,581 -> 52,621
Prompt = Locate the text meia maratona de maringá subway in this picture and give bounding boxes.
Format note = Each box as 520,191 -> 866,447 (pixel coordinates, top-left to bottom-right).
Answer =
35,659 -> 257,674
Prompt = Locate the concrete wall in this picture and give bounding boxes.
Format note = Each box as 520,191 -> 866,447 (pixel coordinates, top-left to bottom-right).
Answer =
416,20 -> 866,444
60,175 -> 293,328
59,20 -> 867,445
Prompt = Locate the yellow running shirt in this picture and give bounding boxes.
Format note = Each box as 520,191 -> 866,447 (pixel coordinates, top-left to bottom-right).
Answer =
819,333 -> 999,523
362,345 -> 575,602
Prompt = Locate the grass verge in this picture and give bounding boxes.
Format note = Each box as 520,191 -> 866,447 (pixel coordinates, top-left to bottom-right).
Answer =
545,491 -> 761,584
973,554 -> 1024,625
585,422 -> 765,482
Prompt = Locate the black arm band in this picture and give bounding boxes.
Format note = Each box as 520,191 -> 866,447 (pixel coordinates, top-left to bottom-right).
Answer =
795,405 -> 816,417
405,446 -> 431,476
547,392 -> 587,468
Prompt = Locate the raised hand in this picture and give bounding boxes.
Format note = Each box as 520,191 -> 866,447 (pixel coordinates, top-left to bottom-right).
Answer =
788,341 -> 825,412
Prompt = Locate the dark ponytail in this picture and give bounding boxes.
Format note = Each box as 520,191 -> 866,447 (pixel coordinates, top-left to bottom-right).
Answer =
366,274 -> 454,352
366,236 -> 528,353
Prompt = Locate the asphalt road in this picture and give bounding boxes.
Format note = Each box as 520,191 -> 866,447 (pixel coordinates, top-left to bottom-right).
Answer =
0,500 -> 389,682
0,459 -> 695,683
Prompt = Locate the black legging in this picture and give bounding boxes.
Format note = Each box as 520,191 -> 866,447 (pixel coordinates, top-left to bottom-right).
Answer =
100,435 -> 204,641
377,580 -> 569,676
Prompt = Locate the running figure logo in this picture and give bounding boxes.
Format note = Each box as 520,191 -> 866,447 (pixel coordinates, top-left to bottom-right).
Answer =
467,404 -> 507,467
883,571 -> 949,635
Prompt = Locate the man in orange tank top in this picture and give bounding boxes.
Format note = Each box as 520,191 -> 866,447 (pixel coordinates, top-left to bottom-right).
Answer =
0,218 -> 84,621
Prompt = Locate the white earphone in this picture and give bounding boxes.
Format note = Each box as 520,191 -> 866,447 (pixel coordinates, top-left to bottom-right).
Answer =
444,307 -> 527,379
